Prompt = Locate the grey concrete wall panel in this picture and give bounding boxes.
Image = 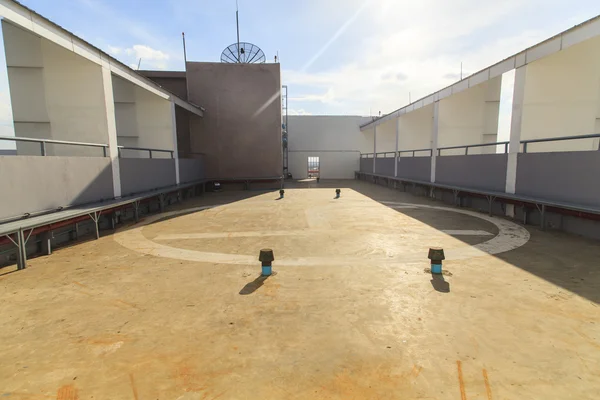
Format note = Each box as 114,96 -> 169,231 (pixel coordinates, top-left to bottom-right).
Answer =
360,158 -> 373,173
112,75 -> 136,103
287,115 -> 373,152
516,152 -> 600,207
397,157 -> 431,182
186,62 -> 282,179
376,158 -> 395,177
436,154 -> 508,192
178,158 -> 205,183
120,158 -> 176,196
114,103 -> 138,137
559,214 -> 600,240
0,156 -> 114,220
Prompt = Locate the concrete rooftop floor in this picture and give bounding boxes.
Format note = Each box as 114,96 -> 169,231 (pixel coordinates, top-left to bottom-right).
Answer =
0,180 -> 599,399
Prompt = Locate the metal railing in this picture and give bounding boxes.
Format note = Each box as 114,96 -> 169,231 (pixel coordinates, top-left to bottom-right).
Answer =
438,141 -> 509,155
361,148 -> 433,158
0,135 -> 109,156
117,146 -> 175,159
399,148 -> 434,157
360,134 -> 600,159
375,152 -> 396,158
521,133 -> 600,153
0,136 -> 179,159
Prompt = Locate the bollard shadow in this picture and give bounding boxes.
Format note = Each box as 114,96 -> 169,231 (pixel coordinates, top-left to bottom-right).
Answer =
275,197 -> 284,201
239,274 -> 270,295
430,273 -> 450,293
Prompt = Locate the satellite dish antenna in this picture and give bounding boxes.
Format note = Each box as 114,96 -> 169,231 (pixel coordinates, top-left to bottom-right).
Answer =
220,3 -> 265,64
221,42 -> 265,64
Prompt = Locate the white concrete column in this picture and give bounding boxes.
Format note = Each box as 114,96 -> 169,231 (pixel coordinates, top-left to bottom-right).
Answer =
373,125 -> 377,174
101,65 -> 122,198
170,99 -> 180,185
430,101 -> 440,183
505,66 -> 527,195
505,66 -> 527,217
394,116 -> 400,177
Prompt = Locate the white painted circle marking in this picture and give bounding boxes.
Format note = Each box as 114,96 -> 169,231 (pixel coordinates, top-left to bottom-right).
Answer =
114,202 -> 530,266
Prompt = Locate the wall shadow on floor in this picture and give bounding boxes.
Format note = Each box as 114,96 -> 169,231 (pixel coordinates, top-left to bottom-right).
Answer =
0,187 -> 274,270
344,179 -> 600,305
493,233 -> 600,304
112,189 -> 272,235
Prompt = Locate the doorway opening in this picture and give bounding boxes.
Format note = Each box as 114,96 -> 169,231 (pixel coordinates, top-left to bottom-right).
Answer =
307,156 -> 320,179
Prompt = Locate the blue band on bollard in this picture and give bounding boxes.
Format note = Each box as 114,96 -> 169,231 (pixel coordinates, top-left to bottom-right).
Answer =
431,264 -> 442,274
262,264 -> 272,276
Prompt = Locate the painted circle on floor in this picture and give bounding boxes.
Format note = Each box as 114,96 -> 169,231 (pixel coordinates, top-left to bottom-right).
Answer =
113,201 -> 530,266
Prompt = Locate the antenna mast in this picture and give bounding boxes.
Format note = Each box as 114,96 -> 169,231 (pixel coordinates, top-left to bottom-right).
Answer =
182,32 -> 187,64
220,1 -> 265,65
236,1 -> 241,62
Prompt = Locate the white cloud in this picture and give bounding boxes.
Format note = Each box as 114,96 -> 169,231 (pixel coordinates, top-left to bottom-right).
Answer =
78,0 -> 182,70
301,0 -> 371,72
125,45 -> 169,61
288,109 -> 313,116
109,44 -> 171,70
78,0 -> 170,49
107,45 -> 122,55
284,0 -> 584,115
290,88 -> 337,104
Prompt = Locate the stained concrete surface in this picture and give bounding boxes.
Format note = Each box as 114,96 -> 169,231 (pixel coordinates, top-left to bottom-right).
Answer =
0,180 -> 599,399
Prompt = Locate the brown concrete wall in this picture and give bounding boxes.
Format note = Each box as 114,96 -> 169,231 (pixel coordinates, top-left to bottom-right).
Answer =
186,62 -> 282,179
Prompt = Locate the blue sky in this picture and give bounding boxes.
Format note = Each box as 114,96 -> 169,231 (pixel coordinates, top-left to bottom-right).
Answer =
1,0 -> 599,132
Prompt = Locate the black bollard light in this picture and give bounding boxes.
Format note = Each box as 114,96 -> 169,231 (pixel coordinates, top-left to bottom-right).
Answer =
428,248 -> 445,274
259,249 -> 275,276
279,189 -> 285,199
335,189 -> 341,199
